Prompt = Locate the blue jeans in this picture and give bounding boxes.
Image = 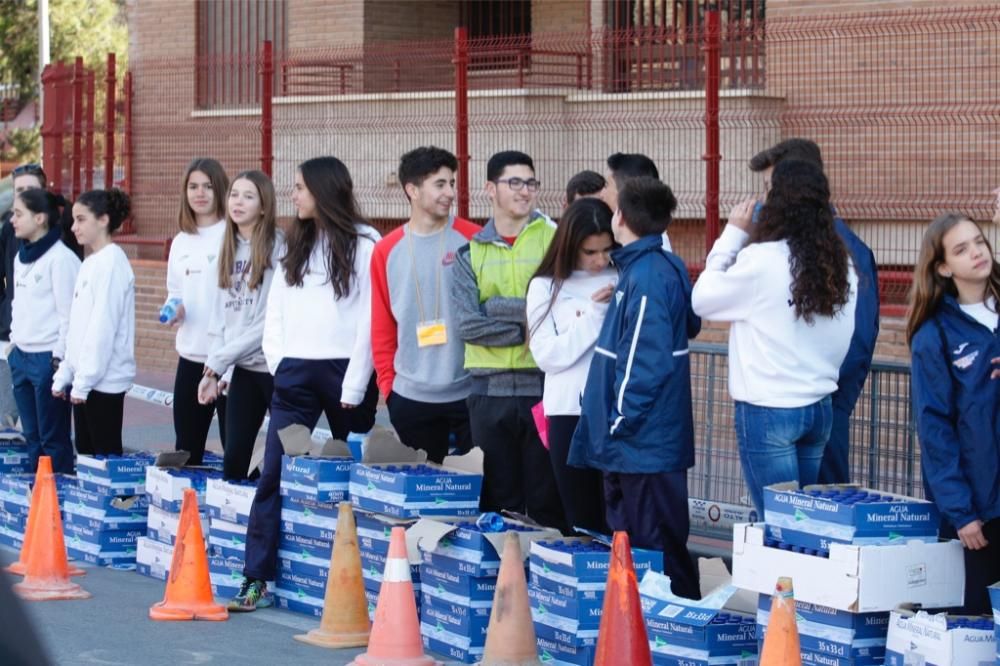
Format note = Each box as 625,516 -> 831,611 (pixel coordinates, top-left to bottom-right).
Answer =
735,397 -> 832,516
8,347 -> 74,474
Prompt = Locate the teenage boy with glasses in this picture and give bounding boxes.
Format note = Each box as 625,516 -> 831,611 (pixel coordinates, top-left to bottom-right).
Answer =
451,150 -> 567,531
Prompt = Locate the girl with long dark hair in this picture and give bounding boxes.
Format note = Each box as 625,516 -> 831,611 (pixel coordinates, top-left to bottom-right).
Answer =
229,156 -> 379,611
526,198 -> 616,533
907,212 -> 1000,614
164,157 -> 229,464
197,170 -> 282,481
52,188 -> 136,457
692,160 -> 857,514
7,189 -> 80,473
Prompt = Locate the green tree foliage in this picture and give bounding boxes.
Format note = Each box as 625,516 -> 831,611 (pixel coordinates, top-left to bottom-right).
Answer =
1,0 -> 127,162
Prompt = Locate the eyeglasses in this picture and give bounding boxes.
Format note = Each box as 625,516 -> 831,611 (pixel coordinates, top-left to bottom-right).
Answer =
495,177 -> 541,193
11,163 -> 44,177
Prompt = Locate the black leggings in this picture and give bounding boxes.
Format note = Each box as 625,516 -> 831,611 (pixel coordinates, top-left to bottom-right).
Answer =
73,390 -> 126,456
173,356 -> 226,465
223,367 -> 273,480
547,415 -> 608,534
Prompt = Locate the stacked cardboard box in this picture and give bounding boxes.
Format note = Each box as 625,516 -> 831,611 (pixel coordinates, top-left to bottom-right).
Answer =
204,477 -> 256,598
885,606 -> 995,665
733,483 -> 967,666
0,471 -> 75,551
416,517 -> 557,664
65,454 -> 154,566
273,455 -> 347,617
528,537 -> 664,665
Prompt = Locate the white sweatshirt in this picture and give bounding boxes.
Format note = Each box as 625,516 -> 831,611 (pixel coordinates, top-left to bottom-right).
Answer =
692,225 -> 858,408
53,244 -> 136,399
262,225 -> 380,405
526,268 -> 617,416
166,222 -> 225,361
205,233 -> 284,377
10,242 -> 80,358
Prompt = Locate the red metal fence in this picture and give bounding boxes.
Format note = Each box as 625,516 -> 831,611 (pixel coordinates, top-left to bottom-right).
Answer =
36,4 -> 1000,311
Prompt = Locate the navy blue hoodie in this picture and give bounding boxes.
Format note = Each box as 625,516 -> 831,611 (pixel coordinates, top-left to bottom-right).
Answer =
569,234 -> 700,474
910,294 -> 1000,530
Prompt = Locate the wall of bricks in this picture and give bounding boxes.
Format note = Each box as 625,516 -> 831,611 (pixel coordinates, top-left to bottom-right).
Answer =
133,260 -> 178,373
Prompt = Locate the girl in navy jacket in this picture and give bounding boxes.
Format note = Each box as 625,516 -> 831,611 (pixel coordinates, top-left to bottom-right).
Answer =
908,212 -> 1000,614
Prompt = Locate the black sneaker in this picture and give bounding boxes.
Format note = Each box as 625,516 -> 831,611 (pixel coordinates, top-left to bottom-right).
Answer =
228,578 -> 272,612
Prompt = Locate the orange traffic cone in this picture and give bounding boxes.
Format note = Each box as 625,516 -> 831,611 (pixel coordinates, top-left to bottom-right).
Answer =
149,487 -> 228,621
349,526 -> 438,666
7,456 -> 84,577
593,532 -> 651,666
760,577 -> 801,666
294,501 -> 370,648
479,531 -> 540,666
12,468 -> 90,601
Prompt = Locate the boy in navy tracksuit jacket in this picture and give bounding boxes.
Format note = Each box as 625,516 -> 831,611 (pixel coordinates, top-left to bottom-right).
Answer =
569,177 -> 701,599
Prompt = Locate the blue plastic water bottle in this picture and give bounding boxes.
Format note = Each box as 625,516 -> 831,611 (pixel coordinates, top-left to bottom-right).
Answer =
159,298 -> 182,324
476,512 -> 505,532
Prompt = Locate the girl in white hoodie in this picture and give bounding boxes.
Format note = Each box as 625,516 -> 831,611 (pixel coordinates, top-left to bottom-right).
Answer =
53,189 -> 136,456
526,198 -> 617,533
230,156 -> 380,612
197,171 -> 282,481
692,160 -> 857,515
164,158 -> 229,464
8,189 -> 80,473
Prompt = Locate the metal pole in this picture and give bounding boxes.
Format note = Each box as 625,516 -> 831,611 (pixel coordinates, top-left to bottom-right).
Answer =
260,40 -> 273,177
703,7 -> 722,256
104,53 -> 116,190
453,27 -> 470,220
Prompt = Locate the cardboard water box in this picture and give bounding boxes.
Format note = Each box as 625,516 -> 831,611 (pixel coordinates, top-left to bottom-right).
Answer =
757,593 -> 889,640
349,463 -> 481,518
641,570 -> 757,657
0,522 -> 24,550
279,454 -> 351,503
420,584 -> 491,638
205,478 -> 255,525
757,609 -> 885,662
763,482 -> 939,551
275,566 -> 328,599
991,583 -> 1000,663
885,605 -> 996,666
208,517 -> 247,560
135,535 -> 173,580
354,510 -> 415,558
66,536 -> 137,566
0,447 -> 30,473
1,472 -> 74,506
277,547 -> 329,580
63,491 -> 148,531
420,621 -> 484,664
420,560 -> 496,604
732,523 -> 964,612
282,494 -> 340,520
529,537 -> 665,593
360,546 -> 421,594
535,622 -> 597,666
77,453 -> 154,491
651,650 -> 759,666
529,583 -> 603,633
411,515 -> 560,578
0,507 -> 25,532
278,530 -> 332,562
145,466 -> 221,513
146,504 -> 209,547
279,500 -> 337,542
64,522 -> 143,551
208,555 -> 245,598
273,586 -> 324,618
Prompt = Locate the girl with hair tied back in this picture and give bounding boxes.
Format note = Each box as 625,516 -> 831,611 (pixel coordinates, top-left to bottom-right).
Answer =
52,188 -> 136,456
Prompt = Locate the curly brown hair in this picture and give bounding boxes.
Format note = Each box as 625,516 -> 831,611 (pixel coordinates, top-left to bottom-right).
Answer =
751,160 -> 851,323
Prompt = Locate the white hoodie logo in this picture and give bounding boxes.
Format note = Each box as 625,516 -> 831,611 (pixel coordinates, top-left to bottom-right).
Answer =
953,350 -> 978,370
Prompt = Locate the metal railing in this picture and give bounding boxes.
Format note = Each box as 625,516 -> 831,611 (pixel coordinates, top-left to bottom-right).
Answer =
687,343 -> 920,516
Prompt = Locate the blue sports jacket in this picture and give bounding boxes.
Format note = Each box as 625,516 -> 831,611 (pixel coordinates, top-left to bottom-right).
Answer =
568,234 -> 700,474
910,294 -> 1000,530
832,218 -> 880,413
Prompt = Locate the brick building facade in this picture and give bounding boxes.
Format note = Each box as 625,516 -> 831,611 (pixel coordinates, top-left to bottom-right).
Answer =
124,0 -> 999,371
